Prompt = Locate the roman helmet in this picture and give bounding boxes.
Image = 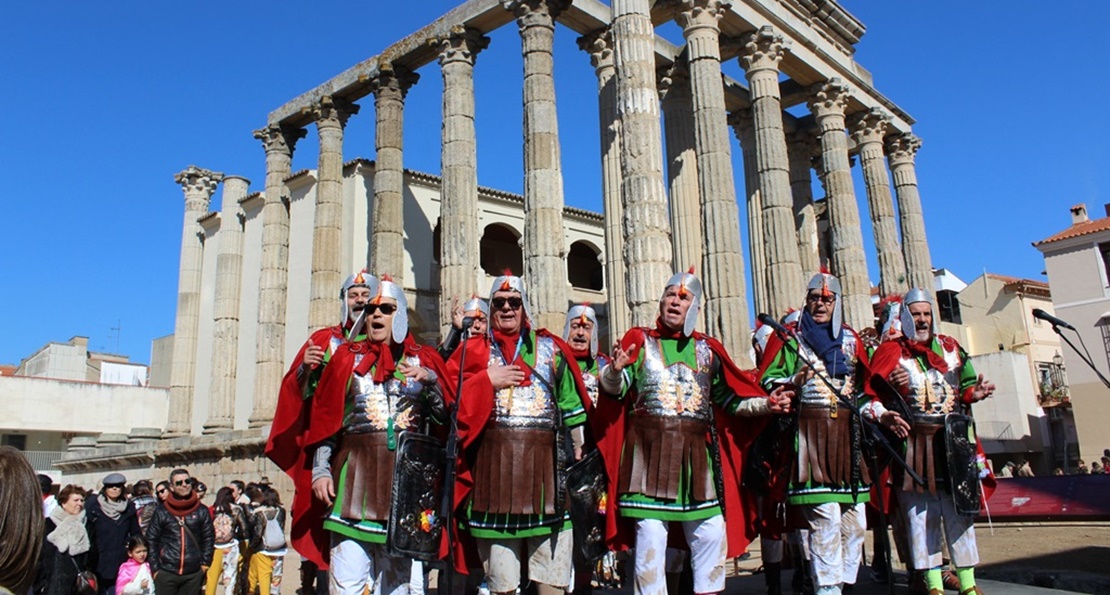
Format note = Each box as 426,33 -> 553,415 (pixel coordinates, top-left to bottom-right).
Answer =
563,304 -> 599,358
339,269 -> 378,324
662,268 -> 702,337
488,271 -> 533,323
461,295 -> 490,321
877,295 -> 912,338
370,274 -> 409,343
805,272 -> 843,336
902,287 -> 936,337
753,320 -> 774,354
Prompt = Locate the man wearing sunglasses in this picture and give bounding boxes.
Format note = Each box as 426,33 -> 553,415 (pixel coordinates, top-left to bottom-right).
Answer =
759,272 -> 873,595
268,273 -> 449,595
597,269 -> 791,595
446,273 -> 595,595
145,469 -> 214,595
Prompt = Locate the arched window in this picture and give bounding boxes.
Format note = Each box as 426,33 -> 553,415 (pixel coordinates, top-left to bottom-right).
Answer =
567,240 -> 603,290
480,223 -> 523,277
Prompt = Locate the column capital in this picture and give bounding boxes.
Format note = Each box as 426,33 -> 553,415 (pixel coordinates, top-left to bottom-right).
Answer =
174,165 -> 222,210
807,78 -> 851,122
311,95 -> 360,129
577,28 -> 614,73
885,132 -> 922,167
787,128 -> 821,161
675,0 -> 729,33
503,0 -> 569,26
252,124 -> 306,156
726,108 -> 754,141
370,64 -> 420,100
436,26 -> 491,67
657,59 -> 691,102
848,107 -> 890,146
739,26 -> 789,75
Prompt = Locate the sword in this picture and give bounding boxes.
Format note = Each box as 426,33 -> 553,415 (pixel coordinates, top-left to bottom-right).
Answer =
347,306 -> 370,343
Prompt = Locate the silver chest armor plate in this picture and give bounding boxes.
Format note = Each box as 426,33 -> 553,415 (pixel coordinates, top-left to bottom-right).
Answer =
899,346 -> 962,418
581,368 -> 599,406
489,335 -> 558,429
343,353 -> 427,434
798,330 -> 858,409
633,338 -> 715,422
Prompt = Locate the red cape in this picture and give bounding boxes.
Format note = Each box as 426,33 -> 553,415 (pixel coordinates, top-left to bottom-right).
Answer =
265,330 -> 449,569
592,325 -> 770,557
441,327 -> 598,573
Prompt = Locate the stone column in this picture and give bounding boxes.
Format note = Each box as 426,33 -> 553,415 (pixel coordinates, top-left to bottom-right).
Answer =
739,27 -> 805,320
203,175 -> 249,434
369,65 -> 419,280
249,124 -> 305,429
807,79 -> 872,329
438,27 -> 490,333
506,0 -> 570,332
850,108 -> 906,297
579,29 -> 631,339
309,96 -> 359,333
886,132 -> 933,294
727,109 -> 768,318
611,0 -> 673,327
658,60 -> 701,272
678,0 -> 751,363
787,129 -> 821,275
165,165 -> 222,438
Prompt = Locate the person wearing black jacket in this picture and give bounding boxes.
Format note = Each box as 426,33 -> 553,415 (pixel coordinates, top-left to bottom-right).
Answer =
144,469 -> 213,595
85,473 -> 140,595
36,485 -> 95,595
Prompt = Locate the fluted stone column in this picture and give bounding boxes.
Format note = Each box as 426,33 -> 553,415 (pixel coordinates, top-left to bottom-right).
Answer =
850,108 -> 906,297
611,0 -> 673,327
249,124 -> 305,429
787,129 -> 821,275
369,65 -> 419,281
506,0 -> 570,331
438,28 -> 489,333
739,26 -> 804,319
165,165 -> 222,437
203,175 -> 249,434
727,109 -> 768,317
678,0 -> 751,362
886,133 -> 933,294
659,61 -> 701,272
579,29 -> 631,339
310,96 -> 359,333
808,79 -> 872,328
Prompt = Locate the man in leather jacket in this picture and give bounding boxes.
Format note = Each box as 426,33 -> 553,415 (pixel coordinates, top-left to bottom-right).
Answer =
145,468 -> 214,595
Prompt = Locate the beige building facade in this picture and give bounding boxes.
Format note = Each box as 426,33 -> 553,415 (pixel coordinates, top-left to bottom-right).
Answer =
1035,203 -> 1110,468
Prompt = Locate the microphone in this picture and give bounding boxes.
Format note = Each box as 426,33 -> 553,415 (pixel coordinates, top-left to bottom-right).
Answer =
461,316 -> 477,330
757,313 -> 790,337
1032,308 -> 1075,331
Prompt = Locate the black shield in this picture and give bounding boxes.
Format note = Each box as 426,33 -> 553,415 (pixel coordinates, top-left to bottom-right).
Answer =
565,448 -> 609,561
388,431 -> 446,560
944,414 -> 982,516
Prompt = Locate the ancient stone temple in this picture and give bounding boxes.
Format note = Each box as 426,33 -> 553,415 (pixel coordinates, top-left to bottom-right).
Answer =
57,0 -> 934,495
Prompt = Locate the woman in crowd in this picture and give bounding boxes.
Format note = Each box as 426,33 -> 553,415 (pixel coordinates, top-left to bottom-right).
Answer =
247,487 -> 286,595
206,487 -> 250,595
36,484 -> 94,595
86,473 -> 140,595
0,446 -> 45,595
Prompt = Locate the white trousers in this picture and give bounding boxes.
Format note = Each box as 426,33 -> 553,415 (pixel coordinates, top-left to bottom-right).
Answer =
898,489 -> 979,569
475,530 -> 574,593
329,536 -> 410,595
801,502 -> 865,589
633,516 -> 726,595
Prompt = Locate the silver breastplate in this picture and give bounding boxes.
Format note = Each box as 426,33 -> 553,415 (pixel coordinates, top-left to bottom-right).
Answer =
798,331 -> 858,409
489,335 -> 558,429
633,338 -> 715,422
343,353 -> 427,434
900,347 -> 962,418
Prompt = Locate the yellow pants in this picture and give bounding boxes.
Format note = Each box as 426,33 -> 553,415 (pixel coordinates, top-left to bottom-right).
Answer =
206,544 -> 241,595
248,553 -> 283,595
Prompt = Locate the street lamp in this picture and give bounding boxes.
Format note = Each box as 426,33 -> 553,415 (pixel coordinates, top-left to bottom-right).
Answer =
1053,351 -> 1063,367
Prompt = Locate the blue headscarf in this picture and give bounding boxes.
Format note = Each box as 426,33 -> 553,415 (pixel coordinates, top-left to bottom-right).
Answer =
798,309 -> 851,378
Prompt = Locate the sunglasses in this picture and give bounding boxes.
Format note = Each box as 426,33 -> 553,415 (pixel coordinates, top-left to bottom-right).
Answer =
173,478 -> 193,487
156,489 -> 167,495
492,297 -> 523,311
805,294 -> 836,305
364,303 -> 397,315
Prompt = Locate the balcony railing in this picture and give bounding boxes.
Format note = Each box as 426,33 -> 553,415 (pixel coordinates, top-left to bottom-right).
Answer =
977,421 -> 1014,441
19,450 -> 66,472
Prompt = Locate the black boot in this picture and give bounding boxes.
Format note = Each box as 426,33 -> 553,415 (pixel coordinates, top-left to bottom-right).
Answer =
764,562 -> 782,595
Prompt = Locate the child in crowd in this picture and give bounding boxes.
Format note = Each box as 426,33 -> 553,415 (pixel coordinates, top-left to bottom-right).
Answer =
116,536 -> 155,595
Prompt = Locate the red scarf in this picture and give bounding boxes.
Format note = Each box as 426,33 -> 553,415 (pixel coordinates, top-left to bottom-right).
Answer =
903,336 -> 950,373
493,325 -> 531,386
164,491 -> 201,516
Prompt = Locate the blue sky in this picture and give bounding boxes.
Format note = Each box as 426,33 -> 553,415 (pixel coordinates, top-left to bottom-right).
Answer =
2,1 -> 1107,365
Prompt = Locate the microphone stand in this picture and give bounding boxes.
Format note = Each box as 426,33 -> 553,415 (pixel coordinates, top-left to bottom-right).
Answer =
441,320 -> 474,595
1050,324 -> 1110,389
761,316 -> 922,595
